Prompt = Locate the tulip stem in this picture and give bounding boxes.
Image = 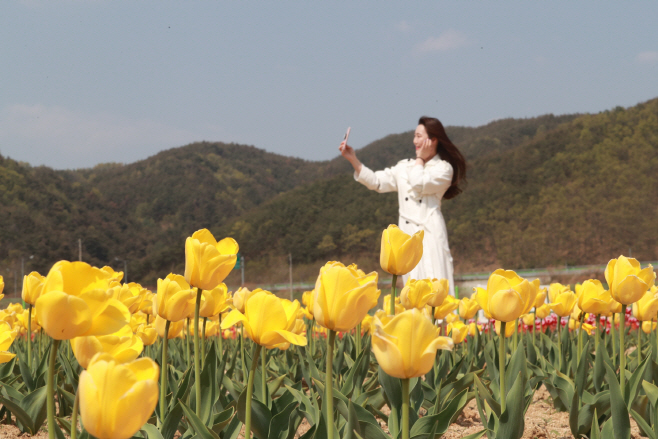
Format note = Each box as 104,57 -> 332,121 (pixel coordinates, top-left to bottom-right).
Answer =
245,344 -> 263,439
261,347 -> 267,402
218,314 -> 224,357
620,307 -> 627,398
71,385 -> 79,439
513,319 -> 518,352
595,314 -> 601,353
47,339 -> 61,439
390,275 -> 398,315
202,317 -> 208,362
326,330 -> 336,439
185,317 -> 191,367
557,317 -> 563,372
356,323 -> 362,357
194,288 -> 203,417
401,378 -> 410,439
159,320 -> 171,426
241,326 -> 247,384
27,305 -> 32,371
577,313 -> 585,365
610,315 -> 617,363
638,323 -> 642,364
499,322 -> 507,414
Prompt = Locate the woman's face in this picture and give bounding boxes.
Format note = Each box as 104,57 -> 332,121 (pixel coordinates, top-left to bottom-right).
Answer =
413,124 -> 436,151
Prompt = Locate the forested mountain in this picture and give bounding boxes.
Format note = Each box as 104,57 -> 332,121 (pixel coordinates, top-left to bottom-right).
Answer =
1,99 -> 655,289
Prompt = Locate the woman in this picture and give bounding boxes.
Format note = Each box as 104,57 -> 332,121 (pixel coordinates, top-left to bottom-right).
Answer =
339,116 -> 466,292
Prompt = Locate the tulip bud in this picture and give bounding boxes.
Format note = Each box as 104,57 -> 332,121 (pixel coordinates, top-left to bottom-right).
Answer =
380,225 -> 423,275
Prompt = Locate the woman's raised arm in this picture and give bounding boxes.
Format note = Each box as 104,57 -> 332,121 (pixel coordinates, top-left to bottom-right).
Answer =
339,141 -> 363,176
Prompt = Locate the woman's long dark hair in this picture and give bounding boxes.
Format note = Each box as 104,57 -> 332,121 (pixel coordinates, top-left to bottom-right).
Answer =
418,116 -> 466,199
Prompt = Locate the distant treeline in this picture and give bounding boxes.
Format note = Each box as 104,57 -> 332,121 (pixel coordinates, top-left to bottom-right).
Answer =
1,99 -> 656,288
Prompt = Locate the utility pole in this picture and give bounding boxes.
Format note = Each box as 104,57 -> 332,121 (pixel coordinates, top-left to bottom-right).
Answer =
289,253 -> 293,300
124,260 -> 128,283
78,239 -> 82,261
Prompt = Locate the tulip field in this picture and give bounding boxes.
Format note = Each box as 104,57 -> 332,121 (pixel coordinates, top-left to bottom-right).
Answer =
1,225 -> 658,439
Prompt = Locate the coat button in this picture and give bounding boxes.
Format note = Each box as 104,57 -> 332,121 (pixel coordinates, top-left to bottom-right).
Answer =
406,221 -> 409,224
419,199 -> 422,203
405,197 -> 408,201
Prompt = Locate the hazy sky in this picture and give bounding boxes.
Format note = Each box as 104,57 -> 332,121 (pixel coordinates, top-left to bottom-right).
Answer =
1,1 -> 657,169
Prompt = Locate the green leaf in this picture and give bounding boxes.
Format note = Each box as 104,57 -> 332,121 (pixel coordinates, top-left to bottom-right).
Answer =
344,400 -> 362,439
604,361 -> 631,439
20,385 -> 48,434
497,372 -> 526,439
410,388 -> 468,438
179,400 -> 220,439
198,342 -> 218,425
18,357 -> 35,392
269,401 -> 299,439
631,408 -> 655,439
237,387 -> 272,439
161,402 -> 184,439
589,408 -> 601,439
0,395 -> 35,434
626,354 -> 649,409
140,422 -> 166,439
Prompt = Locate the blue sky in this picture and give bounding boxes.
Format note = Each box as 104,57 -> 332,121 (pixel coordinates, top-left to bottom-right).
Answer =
1,1 -> 657,169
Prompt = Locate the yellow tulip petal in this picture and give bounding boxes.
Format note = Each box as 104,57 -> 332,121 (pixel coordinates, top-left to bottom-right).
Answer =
36,292 -> 92,340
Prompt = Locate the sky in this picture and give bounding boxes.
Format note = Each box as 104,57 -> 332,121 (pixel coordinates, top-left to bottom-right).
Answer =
1,1 -> 657,170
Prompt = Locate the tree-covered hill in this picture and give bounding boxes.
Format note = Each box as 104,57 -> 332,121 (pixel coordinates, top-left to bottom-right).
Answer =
0,100 -> 653,289
219,98 -> 658,276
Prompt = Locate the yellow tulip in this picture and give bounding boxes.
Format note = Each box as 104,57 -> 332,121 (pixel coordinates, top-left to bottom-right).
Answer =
139,291 -> 154,315
111,282 -> 148,314
184,229 -> 238,290
372,308 -> 453,379
154,315 -> 184,339
468,322 -> 479,337
605,256 -> 656,305
100,266 -> 124,283
361,314 -> 373,334
548,283 -> 571,303
199,283 -> 232,318
434,295 -> 460,320
16,309 -> 40,333
535,303 -> 552,319
153,274 -> 196,322
426,278 -> 450,307
632,287 -> 658,321
71,326 -> 144,369
550,289 -> 577,317
380,225 -> 424,275
495,320 -> 516,338
445,312 -> 460,324
0,322 -> 16,363
475,269 -> 535,323
0,275 -> 4,296
459,296 -> 480,320
302,291 -> 313,309
581,323 -> 595,335
135,324 -> 158,346
383,294 -> 405,315
36,261 -> 131,340
447,320 -> 469,344
534,287 -> 547,308
313,261 -> 380,332
221,291 -> 306,348
577,280 -> 613,315
233,287 -> 274,313
22,271 -> 45,306
400,279 -> 433,309
522,313 -> 535,326
642,321 -> 657,334
79,353 -> 159,439
570,303 -> 583,321
606,299 -> 623,316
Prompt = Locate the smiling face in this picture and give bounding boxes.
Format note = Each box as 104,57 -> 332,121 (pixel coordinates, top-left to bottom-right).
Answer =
413,124 -> 437,154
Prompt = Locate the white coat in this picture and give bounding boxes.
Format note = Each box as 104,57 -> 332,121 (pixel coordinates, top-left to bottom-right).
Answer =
355,155 -> 455,293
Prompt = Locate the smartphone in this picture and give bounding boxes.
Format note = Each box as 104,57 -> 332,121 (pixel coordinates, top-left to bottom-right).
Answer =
343,127 -> 351,144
